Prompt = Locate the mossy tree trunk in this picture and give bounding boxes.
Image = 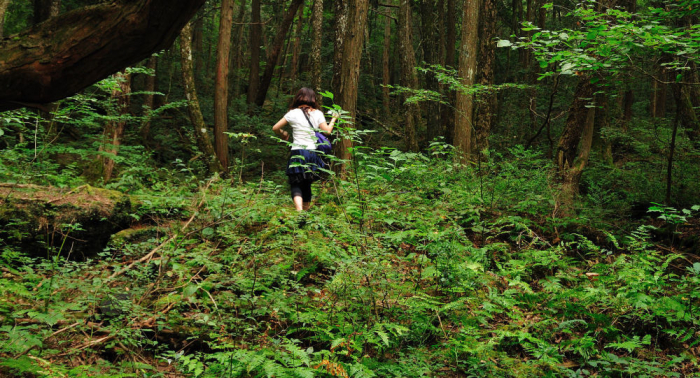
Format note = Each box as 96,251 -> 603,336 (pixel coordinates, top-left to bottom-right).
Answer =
180,21 -> 224,175
100,70 -> 131,183
555,78 -> 596,216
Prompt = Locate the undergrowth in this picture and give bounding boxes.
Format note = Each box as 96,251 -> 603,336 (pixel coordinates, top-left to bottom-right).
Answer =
1,145 -> 699,377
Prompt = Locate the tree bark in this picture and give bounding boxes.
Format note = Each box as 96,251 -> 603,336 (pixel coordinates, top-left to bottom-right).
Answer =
554,78 -> 596,216
0,0 -> 11,39
0,0 -> 206,111
454,0 -> 479,164
253,0 -> 304,107
229,0 -> 247,99
180,22 -> 225,174
674,83 -> 700,142
331,0 -> 349,96
288,3 -> 304,93
382,8 -> 392,116
214,0 -> 235,171
100,70 -> 131,183
473,0 -> 497,157
332,0 -> 369,167
246,0 -> 261,106
441,0 -> 457,143
422,0 -> 440,144
398,0 -> 420,151
310,0 -> 323,94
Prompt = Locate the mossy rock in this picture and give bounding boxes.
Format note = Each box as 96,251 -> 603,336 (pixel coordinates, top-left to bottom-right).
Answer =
0,184 -> 133,259
107,225 -> 164,249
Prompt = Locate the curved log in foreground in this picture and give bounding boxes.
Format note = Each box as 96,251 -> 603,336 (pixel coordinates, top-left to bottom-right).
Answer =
0,0 -> 206,111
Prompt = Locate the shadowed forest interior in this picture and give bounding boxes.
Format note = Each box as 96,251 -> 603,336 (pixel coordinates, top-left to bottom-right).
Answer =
1,0 -> 700,376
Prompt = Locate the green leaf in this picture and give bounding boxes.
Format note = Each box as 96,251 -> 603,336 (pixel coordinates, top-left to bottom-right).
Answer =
497,39 -> 513,48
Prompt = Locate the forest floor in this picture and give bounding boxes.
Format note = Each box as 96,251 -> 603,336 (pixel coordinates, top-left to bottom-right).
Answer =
1,149 -> 700,377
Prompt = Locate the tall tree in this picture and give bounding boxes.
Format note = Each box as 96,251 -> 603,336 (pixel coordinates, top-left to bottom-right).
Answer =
332,0 -> 369,165
229,0 -> 248,99
381,6 -> 392,116
554,79 -> 596,215
310,0 -> 324,94
397,0 -> 420,151
214,0 -> 236,171
441,0 -> 457,143
254,0 -> 305,107
246,0 -> 261,106
331,0 -> 349,97
473,0 -> 497,156
0,0 -> 207,111
180,22 -> 224,174
454,0 -> 479,163
288,3 -> 304,93
100,70 -> 131,183
421,0 -> 440,143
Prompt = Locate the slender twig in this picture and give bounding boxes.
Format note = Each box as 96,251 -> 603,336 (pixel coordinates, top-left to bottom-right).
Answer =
526,75 -> 561,150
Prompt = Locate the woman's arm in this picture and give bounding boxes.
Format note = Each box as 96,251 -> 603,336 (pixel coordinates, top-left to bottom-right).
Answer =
319,115 -> 338,133
272,117 -> 290,141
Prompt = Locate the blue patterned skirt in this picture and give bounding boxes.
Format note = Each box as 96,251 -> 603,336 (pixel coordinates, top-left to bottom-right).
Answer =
286,149 -> 327,184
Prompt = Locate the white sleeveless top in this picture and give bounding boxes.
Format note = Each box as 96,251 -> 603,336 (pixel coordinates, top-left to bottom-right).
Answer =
284,108 -> 326,150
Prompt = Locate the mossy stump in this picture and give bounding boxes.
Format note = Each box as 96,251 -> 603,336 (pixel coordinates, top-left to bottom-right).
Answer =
0,184 -> 133,259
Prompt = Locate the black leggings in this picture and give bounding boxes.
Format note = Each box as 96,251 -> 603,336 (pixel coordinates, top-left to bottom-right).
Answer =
290,180 -> 313,202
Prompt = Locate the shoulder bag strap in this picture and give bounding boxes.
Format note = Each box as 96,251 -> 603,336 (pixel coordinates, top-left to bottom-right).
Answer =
301,108 -> 318,131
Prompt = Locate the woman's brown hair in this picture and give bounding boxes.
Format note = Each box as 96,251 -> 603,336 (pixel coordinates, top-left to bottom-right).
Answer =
290,87 -> 320,112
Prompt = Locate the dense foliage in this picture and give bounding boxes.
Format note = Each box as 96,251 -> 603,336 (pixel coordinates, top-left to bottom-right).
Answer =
1,0 -> 700,376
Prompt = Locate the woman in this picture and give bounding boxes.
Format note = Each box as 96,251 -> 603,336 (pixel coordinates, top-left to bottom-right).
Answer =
272,88 -> 337,211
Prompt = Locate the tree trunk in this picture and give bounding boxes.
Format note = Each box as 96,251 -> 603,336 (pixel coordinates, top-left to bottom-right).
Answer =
331,0 -> 349,96
674,83 -> 700,142
253,0 -> 304,107
246,0 -> 261,106
454,0 -> 479,164
140,55 -> 158,141
192,14 -> 205,76
651,68 -> 667,118
214,0 -> 235,171
441,0 -> 457,143
180,22 -> 224,174
230,0 -> 247,99
473,0 -> 497,157
100,70 -> 131,183
554,78 -> 596,216
382,8 -> 392,117
422,0 -> 440,144
0,0 -> 206,111
288,3 -> 304,93
332,0 -> 369,167
0,0 -> 11,38
397,0 -> 420,151
310,0 -> 323,94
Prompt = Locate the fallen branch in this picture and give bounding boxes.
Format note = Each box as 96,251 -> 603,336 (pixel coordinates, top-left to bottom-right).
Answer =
358,111 -> 404,138
107,234 -> 177,280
